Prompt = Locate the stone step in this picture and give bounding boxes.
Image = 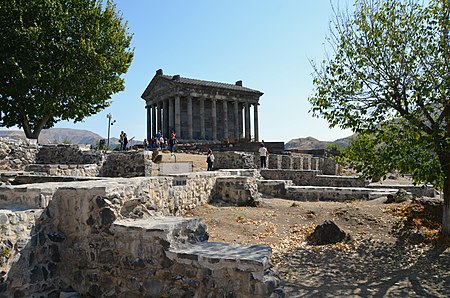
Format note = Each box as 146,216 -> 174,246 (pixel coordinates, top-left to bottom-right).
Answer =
167,242 -> 272,276
283,186 -> 399,202
112,216 -> 208,247
258,179 -> 293,197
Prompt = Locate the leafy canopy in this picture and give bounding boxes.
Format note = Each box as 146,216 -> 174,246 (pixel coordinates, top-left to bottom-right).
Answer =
0,0 -> 134,139
309,0 -> 450,186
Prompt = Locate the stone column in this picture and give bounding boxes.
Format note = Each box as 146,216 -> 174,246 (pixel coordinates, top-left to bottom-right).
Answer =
223,100 -> 228,139
175,95 -> 181,137
187,96 -> 193,140
169,97 -> 174,134
163,99 -> 169,138
244,102 -> 251,140
200,97 -> 205,140
253,103 -> 259,142
234,100 -> 239,139
157,102 -> 162,133
151,104 -> 157,138
211,99 -> 217,140
146,104 -> 151,142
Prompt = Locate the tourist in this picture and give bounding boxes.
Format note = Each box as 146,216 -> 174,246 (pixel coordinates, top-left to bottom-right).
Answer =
122,132 -> 128,151
143,138 -> 148,150
206,149 -> 215,171
169,134 -> 177,155
156,129 -> 162,139
119,131 -> 124,151
159,136 -> 165,150
259,143 -> 268,169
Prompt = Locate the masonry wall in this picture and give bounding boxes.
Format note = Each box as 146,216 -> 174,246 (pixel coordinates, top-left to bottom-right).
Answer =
0,171 -> 281,297
214,151 -> 338,175
0,139 -> 37,172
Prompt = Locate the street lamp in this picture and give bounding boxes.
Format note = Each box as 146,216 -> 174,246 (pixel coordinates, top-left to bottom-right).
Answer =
106,113 -> 116,150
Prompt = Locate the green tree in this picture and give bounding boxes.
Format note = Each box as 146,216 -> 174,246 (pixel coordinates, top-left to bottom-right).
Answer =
0,0 -> 133,140
309,0 -> 450,235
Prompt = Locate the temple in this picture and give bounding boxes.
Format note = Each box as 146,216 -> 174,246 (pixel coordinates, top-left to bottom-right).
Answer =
141,69 -> 263,142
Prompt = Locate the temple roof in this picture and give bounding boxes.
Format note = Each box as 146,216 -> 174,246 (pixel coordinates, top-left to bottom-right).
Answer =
141,70 -> 263,100
158,75 -> 263,94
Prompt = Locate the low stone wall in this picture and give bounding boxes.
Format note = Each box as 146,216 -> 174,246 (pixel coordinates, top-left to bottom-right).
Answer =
284,186 -> 398,202
260,169 -> 320,186
0,170 -> 282,297
35,144 -> 104,165
99,151 -> 155,177
0,139 -> 38,171
24,163 -> 99,177
212,176 -> 261,206
260,169 -> 365,187
214,151 -> 338,175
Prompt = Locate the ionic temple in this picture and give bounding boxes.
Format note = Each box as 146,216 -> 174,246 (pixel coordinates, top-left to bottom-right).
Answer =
141,69 -> 263,142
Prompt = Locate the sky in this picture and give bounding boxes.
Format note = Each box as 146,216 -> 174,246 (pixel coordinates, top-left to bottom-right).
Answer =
53,0 -> 353,142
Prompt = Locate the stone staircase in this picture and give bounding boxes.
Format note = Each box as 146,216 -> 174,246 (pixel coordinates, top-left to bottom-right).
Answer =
258,179 -> 399,201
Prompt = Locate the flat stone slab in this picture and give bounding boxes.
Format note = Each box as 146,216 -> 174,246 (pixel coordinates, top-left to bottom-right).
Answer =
169,242 -> 272,274
114,216 -> 201,232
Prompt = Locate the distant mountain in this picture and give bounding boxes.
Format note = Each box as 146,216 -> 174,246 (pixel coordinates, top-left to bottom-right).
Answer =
285,135 -> 355,150
0,128 -> 107,145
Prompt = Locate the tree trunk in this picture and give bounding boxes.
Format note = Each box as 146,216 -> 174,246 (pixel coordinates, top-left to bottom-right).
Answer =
20,113 -> 51,141
439,153 -> 450,236
442,176 -> 450,236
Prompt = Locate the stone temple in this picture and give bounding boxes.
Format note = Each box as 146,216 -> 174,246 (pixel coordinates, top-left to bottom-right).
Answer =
141,69 -> 263,142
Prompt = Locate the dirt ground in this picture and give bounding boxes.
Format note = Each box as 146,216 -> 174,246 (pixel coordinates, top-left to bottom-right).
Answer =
167,152 -> 450,297
185,198 -> 450,297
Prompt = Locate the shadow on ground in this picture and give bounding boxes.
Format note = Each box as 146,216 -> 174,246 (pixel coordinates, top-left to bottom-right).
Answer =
275,240 -> 450,297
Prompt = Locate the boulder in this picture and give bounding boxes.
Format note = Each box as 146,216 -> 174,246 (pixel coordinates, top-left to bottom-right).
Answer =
307,220 -> 350,245
385,189 -> 412,204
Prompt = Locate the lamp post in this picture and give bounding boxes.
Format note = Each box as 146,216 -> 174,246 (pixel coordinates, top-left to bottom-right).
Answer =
106,113 -> 113,150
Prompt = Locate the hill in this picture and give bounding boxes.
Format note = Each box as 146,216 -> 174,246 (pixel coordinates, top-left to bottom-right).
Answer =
0,128 -> 107,146
285,135 -> 354,150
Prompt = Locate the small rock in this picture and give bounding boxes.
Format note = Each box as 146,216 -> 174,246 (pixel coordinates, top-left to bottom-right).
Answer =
385,189 -> 412,204
307,220 -> 351,245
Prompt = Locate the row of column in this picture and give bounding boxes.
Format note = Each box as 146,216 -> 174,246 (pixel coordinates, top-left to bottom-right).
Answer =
146,96 -> 259,142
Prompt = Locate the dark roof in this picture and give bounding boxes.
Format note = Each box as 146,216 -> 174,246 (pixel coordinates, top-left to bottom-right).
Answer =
159,75 -> 263,94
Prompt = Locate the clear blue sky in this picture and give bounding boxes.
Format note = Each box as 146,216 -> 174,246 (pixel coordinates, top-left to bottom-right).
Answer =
54,0 -> 353,142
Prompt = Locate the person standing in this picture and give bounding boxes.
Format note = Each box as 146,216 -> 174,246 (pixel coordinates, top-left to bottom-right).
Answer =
169,133 -> 177,155
206,149 -> 215,171
123,132 -> 128,151
119,131 -> 124,151
259,143 -> 268,169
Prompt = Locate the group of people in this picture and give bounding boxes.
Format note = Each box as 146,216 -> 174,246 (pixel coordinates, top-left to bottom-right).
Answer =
143,130 -> 178,154
140,131 -> 268,171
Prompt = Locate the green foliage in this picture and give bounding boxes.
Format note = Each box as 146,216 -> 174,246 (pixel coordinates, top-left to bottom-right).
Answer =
309,0 -> 450,187
340,124 -> 443,189
0,0 -> 134,139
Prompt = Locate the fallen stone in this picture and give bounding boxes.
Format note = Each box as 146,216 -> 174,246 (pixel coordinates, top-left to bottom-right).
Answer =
307,220 -> 350,245
385,189 -> 412,204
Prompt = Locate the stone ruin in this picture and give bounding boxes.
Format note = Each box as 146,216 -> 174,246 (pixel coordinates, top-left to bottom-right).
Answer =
0,139 -> 437,297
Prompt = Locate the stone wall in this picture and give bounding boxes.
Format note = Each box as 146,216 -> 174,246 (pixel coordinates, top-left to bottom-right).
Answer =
259,169 -> 366,187
0,171 -> 281,297
214,151 -> 338,175
99,151 -> 155,178
212,176 -> 261,206
24,164 -> 100,177
35,144 -> 104,165
0,139 -> 37,171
